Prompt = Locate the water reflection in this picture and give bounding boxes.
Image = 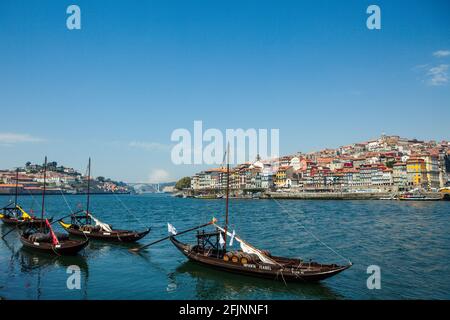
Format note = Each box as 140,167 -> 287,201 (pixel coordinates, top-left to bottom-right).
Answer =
174,261 -> 342,300
1,233 -> 90,299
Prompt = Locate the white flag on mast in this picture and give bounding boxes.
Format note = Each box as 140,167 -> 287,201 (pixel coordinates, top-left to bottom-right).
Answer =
167,223 -> 177,235
219,233 -> 225,247
229,230 -> 236,246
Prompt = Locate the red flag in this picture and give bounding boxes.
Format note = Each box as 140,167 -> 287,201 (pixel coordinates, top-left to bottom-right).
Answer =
45,219 -> 59,245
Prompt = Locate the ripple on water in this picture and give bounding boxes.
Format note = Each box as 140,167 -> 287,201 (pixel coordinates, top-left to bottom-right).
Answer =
0,195 -> 449,299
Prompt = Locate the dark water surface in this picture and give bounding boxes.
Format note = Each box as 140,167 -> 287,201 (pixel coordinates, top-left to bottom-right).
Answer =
1,194 -> 449,300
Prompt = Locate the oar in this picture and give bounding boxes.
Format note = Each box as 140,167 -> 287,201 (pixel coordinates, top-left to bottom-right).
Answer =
129,219 -> 216,253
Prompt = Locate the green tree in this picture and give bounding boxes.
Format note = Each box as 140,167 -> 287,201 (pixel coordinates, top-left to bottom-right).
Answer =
175,177 -> 191,190
386,160 -> 395,168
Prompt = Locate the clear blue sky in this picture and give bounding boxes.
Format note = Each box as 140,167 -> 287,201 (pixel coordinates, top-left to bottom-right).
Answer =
0,0 -> 449,182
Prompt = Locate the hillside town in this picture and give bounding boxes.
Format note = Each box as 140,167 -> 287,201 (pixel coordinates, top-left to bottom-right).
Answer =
0,161 -> 131,195
188,135 -> 450,198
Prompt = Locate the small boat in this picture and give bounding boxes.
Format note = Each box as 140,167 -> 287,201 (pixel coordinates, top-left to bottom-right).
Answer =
439,187 -> 450,201
20,157 -> 88,256
399,191 -> 441,201
60,219 -> 150,242
169,228 -> 351,282
21,224 -> 89,255
194,194 -> 219,199
59,158 -> 150,242
379,195 -> 397,200
166,145 -> 352,282
1,169 -> 52,227
1,204 -> 52,227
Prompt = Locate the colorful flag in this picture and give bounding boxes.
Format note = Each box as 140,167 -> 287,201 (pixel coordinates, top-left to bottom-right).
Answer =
45,219 -> 59,245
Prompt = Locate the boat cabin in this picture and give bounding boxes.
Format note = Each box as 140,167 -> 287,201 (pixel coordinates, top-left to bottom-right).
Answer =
194,229 -> 225,258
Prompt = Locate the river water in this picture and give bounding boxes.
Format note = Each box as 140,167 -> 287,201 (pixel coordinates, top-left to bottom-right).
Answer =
0,194 -> 449,299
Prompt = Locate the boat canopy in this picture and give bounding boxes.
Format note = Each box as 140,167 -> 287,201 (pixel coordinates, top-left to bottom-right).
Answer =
213,223 -> 277,265
89,214 -> 112,232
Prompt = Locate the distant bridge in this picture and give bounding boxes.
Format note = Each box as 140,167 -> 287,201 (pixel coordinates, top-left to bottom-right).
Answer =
127,182 -> 175,193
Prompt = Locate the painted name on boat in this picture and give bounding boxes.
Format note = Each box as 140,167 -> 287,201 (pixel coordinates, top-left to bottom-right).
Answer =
243,264 -> 272,271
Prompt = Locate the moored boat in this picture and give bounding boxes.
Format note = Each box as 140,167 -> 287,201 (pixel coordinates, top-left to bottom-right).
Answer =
60,219 -> 150,242
59,158 -> 150,243
19,157 -> 88,256
1,169 -> 52,227
1,208 -> 52,227
20,227 -> 89,255
439,187 -> 450,201
169,229 -> 351,282
158,144 -> 352,282
399,191 -> 441,201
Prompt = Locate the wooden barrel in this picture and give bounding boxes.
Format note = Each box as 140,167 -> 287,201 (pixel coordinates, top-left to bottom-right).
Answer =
232,252 -> 244,263
81,225 -> 93,232
240,254 -> 250,265
241,253 -> 259,264
223,252 -> 233,262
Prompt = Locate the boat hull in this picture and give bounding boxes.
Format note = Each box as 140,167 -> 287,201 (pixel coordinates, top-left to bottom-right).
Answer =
1,216 -> 53,227
59,222 -> 151,242
20,236 -> 89,255
170,237 -> 351,282
399,197 -> 440,201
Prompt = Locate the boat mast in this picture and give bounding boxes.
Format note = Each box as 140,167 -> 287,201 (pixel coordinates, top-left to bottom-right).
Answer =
86,157 -> 91,218
224,143 -> 230,252
41,157 -> 47,232
14,168 -> 19,207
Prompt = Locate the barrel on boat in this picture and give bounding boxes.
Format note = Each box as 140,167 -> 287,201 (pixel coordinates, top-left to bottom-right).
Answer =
240,253 -> 259,264
232,252 -> 244,263
223,251 -> 233,262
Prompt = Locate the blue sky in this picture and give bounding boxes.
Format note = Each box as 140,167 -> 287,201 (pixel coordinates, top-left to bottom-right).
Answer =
0,0 -> 449,182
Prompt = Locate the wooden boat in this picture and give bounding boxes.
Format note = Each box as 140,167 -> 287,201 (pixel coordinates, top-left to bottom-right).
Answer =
194,194 -> 220,199
19,157 -> 88,256
170,235 -> 350,282
165,145 -> 352,283
0,169 -> 52,227
399,191 -> 441,201
20,230 -> 89,255
59,158 -> 150,243
440,188 -> 450,201
59,218 -> 150,242
1,210 -> 52,227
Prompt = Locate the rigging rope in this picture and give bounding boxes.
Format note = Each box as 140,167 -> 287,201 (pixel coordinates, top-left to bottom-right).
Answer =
25,188 -> 40,216
272,198 -> 351,264
112,193 -> 148,229
59,189 -> 74,213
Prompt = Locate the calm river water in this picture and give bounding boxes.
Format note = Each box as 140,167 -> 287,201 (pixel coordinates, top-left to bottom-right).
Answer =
1,194 -> 449,299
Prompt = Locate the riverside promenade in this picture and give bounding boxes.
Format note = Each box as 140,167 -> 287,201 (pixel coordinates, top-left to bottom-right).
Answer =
263,191 -> 444,200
